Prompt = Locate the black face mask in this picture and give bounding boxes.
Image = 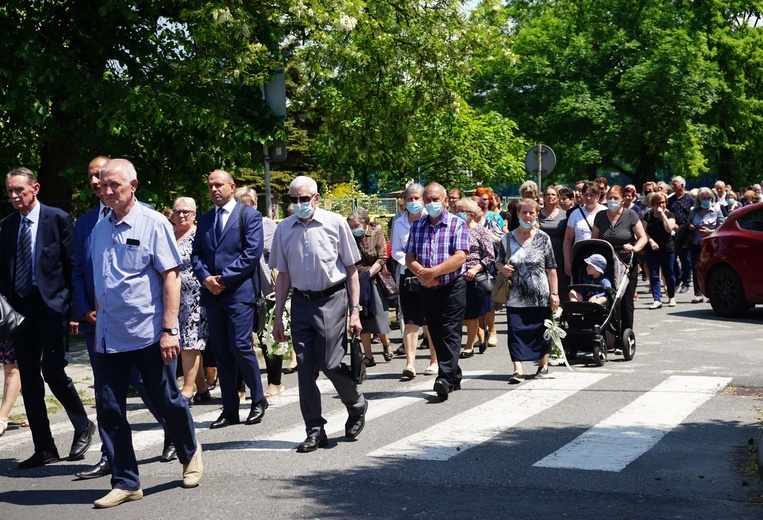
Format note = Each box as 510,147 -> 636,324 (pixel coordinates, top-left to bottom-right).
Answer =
644,191 -> 653,196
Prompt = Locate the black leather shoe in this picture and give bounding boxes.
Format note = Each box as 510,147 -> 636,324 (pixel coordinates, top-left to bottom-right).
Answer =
296,432 -> 328,453
395,345 -> 406,356
160,437 -> 177,462
433,380 -> 450,400
245,398 -> 269,425
18,450 -> 60,469
210,412 -> 240,429
345,401 -> 368,439
75,459 -> 111,479
69,421 -> 96,460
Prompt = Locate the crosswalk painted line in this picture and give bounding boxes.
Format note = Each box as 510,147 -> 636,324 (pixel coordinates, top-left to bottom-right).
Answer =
367,371 -> 609,461
235,371 -> 493,451
533,375 -> 731,472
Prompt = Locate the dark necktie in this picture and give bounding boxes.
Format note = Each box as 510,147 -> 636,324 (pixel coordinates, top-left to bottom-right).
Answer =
101,206 -> 110,218
15,217 -> 33,298
215,207 -> 225,243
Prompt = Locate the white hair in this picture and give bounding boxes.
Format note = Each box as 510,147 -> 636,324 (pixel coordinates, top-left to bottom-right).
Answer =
173,196 -> 196,212
102,158 -> 137,183
289,176 -> 318,195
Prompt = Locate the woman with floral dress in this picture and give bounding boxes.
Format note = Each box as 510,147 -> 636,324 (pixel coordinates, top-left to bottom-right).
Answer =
173,197 -> 209,404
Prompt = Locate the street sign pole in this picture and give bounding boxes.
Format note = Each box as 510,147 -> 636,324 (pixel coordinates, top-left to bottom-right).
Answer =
524,144 -> 556,191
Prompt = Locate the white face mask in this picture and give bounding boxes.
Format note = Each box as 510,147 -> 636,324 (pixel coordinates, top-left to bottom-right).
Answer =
606,200 -> 621,212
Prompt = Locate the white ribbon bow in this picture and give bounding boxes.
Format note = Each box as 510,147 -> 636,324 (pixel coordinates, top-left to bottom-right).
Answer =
544,318 -> 573,371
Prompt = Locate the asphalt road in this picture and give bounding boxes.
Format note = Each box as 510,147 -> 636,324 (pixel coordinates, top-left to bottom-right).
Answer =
1,279 -> 762,519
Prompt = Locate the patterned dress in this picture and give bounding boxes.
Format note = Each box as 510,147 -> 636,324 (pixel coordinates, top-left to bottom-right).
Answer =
355,224 -> 390,334
497,229 -> 556,361
177,229 -> 207,350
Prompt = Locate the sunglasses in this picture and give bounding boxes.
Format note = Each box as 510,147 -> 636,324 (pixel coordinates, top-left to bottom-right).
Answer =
173,209 -> 194,215
289,195 -> 314,204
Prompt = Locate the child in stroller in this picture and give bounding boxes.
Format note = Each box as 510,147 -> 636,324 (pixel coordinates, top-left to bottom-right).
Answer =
568,254 -> 611,306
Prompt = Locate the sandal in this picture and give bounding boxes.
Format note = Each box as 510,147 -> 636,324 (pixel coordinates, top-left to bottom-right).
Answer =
192,389 -> 212,404
264,383 -> 285,398
0,419 -> 7,436
459,349 -> 475,359
283,363 -> 298,374
691,295 -> 704,304
363,356 -> 377,367
382,344 -> 393,362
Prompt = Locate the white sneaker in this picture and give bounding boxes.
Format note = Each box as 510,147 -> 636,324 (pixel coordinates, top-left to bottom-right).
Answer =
648,301 -> 663,310
402,366 -> 416,378
423,363 -> 438,376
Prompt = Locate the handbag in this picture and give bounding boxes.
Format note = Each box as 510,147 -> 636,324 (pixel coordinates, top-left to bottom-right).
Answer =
254,298 -> 267,334
349,334 -> 367,384
377,265 -> 399,298
0,291 -> 25,342
472,271 -> 494,298
491,271 -> 512,304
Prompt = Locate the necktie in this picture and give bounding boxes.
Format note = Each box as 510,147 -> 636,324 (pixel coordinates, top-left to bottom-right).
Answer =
101,207 -> 110,218
15,217 -> 33,298
215,207 -> 225,243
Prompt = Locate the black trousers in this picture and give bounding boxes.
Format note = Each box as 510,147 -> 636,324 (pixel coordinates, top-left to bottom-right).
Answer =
14,289 -> 89,452
419,276 -> 466,389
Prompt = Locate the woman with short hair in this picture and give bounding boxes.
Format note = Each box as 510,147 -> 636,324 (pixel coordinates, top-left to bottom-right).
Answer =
688,188 -> 725,303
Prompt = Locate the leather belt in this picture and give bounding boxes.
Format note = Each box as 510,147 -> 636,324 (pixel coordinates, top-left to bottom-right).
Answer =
293,282 -> 344,301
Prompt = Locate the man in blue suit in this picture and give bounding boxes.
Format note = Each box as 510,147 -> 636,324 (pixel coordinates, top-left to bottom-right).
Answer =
192,169 -> 267,429
71,156 -> 174,480
0,167 -> 94,469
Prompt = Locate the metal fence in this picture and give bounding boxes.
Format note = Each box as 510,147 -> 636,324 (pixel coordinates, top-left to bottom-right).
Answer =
322,197 -> 399,220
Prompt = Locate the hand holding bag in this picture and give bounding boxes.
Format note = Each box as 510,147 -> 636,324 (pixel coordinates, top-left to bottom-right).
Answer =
0,292 -> 25,342
377,265 -> 399,298
349,334 -> 367,384
472,271 -> 494,298
491,271 -> 512,304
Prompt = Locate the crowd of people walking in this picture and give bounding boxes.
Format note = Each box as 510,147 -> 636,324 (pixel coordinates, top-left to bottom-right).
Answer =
0,159 -> 757,508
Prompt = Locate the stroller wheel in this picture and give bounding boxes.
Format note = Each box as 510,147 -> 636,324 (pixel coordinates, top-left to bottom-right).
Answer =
620,328 -> 636,361
592,344 -> 607,366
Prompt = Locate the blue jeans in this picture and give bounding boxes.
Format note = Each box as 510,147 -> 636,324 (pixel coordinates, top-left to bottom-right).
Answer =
645,248 -> 676,302
96,342 -> 197,491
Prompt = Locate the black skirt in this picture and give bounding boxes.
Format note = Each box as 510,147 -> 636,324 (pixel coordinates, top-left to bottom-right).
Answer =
506,306 -> 551,361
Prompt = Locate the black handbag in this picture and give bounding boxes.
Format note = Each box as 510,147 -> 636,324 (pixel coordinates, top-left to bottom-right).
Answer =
0,291 -> 25,342
472,271 -> 494,298
349,334 -> 367,384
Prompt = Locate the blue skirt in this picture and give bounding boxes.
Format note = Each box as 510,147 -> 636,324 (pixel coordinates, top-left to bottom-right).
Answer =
506,307 -> 551,362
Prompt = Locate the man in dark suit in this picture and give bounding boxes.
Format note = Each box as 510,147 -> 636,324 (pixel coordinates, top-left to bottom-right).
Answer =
191,169 -> 267,429
71,156 -> 174,480
0,167 -> 94,469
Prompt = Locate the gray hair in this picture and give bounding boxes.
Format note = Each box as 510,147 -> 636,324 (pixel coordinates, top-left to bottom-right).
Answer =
6,167 -> 37,185
693,187 -> 716,210
102,159 -> 137,183
347,207 -> 370,225
234,186 -> 257,206
173,196 -> 197,212
671,176 -> 686,187
403,183 -> 424,201
290,176 -> 318,195
519,180 -> 538,198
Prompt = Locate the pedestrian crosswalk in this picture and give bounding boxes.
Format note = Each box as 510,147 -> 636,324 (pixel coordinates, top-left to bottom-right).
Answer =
1,370 -> 733,475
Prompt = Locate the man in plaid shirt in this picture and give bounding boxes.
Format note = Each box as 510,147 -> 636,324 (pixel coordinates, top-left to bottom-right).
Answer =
405,182 -> 469,400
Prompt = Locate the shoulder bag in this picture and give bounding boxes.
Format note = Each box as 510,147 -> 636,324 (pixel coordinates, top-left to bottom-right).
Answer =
473,271 -> 494,298
491,271 -> 512,304
377,265 -> 399,298
0,292 -> 25,342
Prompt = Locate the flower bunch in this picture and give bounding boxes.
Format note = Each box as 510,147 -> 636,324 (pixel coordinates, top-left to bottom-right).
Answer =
260,292 -> 293,361
544,315 -> 572,371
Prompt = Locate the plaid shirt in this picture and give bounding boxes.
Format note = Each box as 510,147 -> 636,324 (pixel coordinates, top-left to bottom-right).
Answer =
404,211 -> 470,286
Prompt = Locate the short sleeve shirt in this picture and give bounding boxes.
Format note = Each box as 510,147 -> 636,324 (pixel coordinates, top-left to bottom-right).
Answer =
404,211 -> 470,286
269,208 -> 361,291
593,208 -> 641,263
567,205 -> 605,243
91,201 -> 182,353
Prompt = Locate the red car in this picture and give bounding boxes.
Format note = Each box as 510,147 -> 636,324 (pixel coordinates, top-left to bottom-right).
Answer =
697,201 -> 763,317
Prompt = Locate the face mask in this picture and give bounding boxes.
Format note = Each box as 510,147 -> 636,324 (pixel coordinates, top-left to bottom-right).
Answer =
727,199 -> 734,205
606,200 -> 621,212
701,200 -> 711,209
352,227 -> 365,237
294,201 -> 315,219
457,212 -> 468,221
519,219 -> 537,229
406,201 -> 423,214
425,202 -> 444,218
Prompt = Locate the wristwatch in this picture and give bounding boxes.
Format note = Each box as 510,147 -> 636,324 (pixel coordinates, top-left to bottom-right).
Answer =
162,327 -> 179,336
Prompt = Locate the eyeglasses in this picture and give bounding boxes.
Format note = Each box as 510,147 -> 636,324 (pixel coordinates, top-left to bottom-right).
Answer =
289,194 -> 314,204
173,209 -> 194,215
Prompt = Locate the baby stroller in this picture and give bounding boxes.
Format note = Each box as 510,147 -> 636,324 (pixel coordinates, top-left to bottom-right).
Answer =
559,239 -> 636,366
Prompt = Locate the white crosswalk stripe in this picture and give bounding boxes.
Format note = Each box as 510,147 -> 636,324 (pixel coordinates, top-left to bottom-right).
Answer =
533,375 -> 731,472
368,371 -> 609,461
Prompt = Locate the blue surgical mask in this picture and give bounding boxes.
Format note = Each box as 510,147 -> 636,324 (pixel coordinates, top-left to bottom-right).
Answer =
406,201 -> 423,214
519,219 -> 537,229
457,212 -> 468,221
701,200 -> 711,209
352,227 -> 365,237
425,202 -> 444,218
726,198 -> 734,205
294,201 -> 315,219
606,200 -> 621,212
